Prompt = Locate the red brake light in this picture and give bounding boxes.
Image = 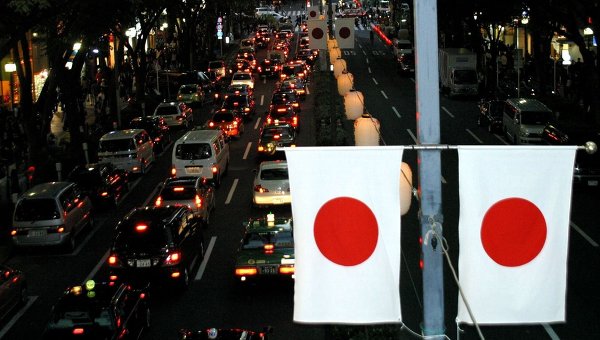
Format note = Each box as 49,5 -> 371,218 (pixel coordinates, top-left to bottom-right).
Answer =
100,191 -> 109,197
72,328 -> 85,335
155,196 -> 162,207
235,267 -> 258,276
108,255 -> 118,266
273,134 -> 281,140
195,194 -> 202,208
264,244 -> 274,254
279,265 -> 295,274
277,108 -> 286,112
254,185 -> 269,193
293,117 -> 298,125
173,187 -> 185,192
165,251 -> 181,265
209,121 -> 215,128
135,224 -> 148,232
171,167 -> 176,176
211,165 -> 218,174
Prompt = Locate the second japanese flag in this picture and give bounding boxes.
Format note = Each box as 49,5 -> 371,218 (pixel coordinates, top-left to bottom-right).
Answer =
286,146 -> 404,324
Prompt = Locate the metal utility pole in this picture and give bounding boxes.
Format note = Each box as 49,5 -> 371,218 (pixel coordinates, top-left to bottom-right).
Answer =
414,1 -> 445,338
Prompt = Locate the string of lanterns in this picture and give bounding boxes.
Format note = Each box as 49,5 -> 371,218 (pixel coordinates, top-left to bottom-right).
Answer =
327,37 -> 413,214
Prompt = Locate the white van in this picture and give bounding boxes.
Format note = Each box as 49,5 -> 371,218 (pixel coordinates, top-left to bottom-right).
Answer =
171,129 -> 230,186
98,129 -> 155,174
502,98 -> 554,145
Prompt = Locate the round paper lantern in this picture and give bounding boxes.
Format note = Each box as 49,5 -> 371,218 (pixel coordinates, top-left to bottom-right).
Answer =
329,47 -> 341,64
354,113 -> 380,146
344,90 -> 364,120
337,71 -> 354,96
400,162 -> 413,215
333,58 -> 347,78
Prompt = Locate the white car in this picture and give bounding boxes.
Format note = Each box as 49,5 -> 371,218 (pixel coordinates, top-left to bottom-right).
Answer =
253,160 -> 291,207
231,72 -> 255,89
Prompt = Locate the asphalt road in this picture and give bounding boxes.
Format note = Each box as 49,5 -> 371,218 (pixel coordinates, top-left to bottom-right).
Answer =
1,6 -> 599,340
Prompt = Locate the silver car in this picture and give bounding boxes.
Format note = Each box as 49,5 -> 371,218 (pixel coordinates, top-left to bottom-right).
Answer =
12,182 -> 94,251
154,176 -> 216,226
252,160 -> 291,208
152,101 -> 194,129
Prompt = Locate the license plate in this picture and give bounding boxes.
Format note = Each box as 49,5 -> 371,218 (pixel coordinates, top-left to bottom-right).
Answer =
186,166 -> 202,174
259,265 -> 277,275
588,180 -> 599,186
136,259 -> 151,268
28,230 -> 46,237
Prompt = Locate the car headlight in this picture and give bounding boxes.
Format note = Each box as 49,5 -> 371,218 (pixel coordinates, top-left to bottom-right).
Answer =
520,131 -> 530,137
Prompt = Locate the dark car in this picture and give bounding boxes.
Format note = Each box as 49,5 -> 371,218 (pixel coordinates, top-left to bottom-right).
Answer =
229,59 -> 252,74
258,59 -> 282,79
179,327 -> 271,339
206,109 -> 245,138
129,116 -> 171,151
0,265 -> 27,322
43,280 -> 149,340
271,90 -> 301,113
397,52 -> 415,74
236,52 -> 258,71
296,49 -> 316,66
234,214 -> 294,284
477,99 -> 504,134
67,163 -> 129,209
222,94 -> 256,121
108,206 -> 204,289
154,176 -> 216,226
542,122 -> 600,187
257,123 -> 297,157
254,35 -> 268,48
266,105 -> 298,131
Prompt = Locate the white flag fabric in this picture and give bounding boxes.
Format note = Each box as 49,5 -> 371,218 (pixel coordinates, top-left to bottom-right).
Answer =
285,146 -> 403,324
307,6 -> 320,20
308,19 -> 327,50
335,18 -> 355,49
457,145 -> 576,325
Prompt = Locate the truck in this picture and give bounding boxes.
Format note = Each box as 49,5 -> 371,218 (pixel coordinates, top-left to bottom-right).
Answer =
438,48 -> 479,97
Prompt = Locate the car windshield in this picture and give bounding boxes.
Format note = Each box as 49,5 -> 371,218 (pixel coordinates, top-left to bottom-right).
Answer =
260,168 -> 289,180
179,86 -> 196,94
213,112 -> 235,122
242,231 -> 294,249
521,111 -> 553,125
129,121 -> 156,133
155,106 -> 179,115
115,221 -> 172,251
15,198 -> 60,221
224,96 -> 248,107
161,186 -> 196,200
233,73 -> 252,80
68,170 -> 102,188
262,127 -> 292,138
99,139 -> 135,152
175,143 -> 212,160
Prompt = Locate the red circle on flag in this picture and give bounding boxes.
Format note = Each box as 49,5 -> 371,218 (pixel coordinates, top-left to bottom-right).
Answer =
339,27 -> 351,39
481,197 -> 547,267
311,27 -> 324,40
309,10 -> 317,18
313,197 -> 378,266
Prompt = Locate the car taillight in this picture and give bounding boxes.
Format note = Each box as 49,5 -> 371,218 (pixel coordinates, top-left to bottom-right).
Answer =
279,265 -> 295,275
235,267 -> 258,276
164,251 -> 181,266
293,117 -> 298,126
155,196 -> 162,207
72,328 -> 85,335
108,255 -> 119,267
195,194 -> 202,208
277,108 -> 286,113
233,121 -> 238,127
254,185 -> 269,193
258,145 -> 265,152
208,121 -> 215,128
171,167 -> 177,177
264,244 -> 274,254
273,134 -> 281,140
244,107 -> 250,112
176,115 -> 184,121
211,165 -> 218,174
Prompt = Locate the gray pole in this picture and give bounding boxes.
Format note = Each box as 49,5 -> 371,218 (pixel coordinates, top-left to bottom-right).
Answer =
414,1 -> 445,338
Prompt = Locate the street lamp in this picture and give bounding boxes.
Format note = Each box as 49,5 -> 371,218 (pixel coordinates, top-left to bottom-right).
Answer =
4,63 -> 16,111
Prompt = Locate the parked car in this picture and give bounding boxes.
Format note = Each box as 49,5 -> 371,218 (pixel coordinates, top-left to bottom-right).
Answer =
152,101 -> 194,129
0,265 -> 27,322
42,280 -> 150,339
252,161 -> 291,208
108,206 -> 204,289
129,116 -> 171,152
12,182 -> 93,251
477,99 -> 504,134
155,176 -> 216,226
67,163 -> 129,209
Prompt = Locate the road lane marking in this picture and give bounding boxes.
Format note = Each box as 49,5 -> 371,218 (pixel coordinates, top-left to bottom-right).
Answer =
195,236 -> 217,281
570,221 -> 599,247
225,178 -> 239,205
392,106 -> 401,118
381,90 -> 388,99
543,324 -> 560,340
441,106 -> 455,118
243,142 -> 252,160
0,296 -> 38,338
254,117 -> 262,130
260,95 -> 264,106
441,176 -> 447,184
143,185 -> 161,207
368,66 -> 372,74
407,129 -> 418,143
372,78 -> 378,85
410,78 -> 415,83
263,78 -> 266,84
494,134 -> 509,145
466,129 -> 483,144
85,249 -> 110,283
362,50 -> 367,56
306,87 -> 310,95
365,57 -> 369,64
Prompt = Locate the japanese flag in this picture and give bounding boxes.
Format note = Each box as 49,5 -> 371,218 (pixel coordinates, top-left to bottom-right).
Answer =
307,6 -> 320,20
335,18 -> 355,49
308,19 -> 327,50
457,145 -> 576,324
285,146 -> 403,324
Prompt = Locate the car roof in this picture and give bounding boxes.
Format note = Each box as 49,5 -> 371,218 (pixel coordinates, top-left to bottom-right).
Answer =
22,182 -> 73,198
122,206 -> 183,226
100,129 -> 146,141
178,129 -> 222,143
163,176 -> 200,187
259,160 -> 288,170
246,216 -> 293,233
506,98 -> 552,112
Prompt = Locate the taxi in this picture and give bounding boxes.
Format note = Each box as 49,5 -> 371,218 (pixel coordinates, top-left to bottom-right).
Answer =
206,108 -> 245,138
256,123 -> 296,157
42,280 -> 150,339
234,214 -> 294,284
